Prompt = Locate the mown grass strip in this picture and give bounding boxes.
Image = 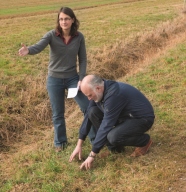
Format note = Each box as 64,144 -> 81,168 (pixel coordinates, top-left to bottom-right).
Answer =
0,0 -> 125,17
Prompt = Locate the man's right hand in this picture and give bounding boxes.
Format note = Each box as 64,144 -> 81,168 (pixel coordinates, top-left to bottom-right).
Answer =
69,145 -> 82,162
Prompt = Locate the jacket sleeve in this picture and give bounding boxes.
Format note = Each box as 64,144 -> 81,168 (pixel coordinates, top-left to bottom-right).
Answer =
79,100 -> 96,140
91,93 -> 126,153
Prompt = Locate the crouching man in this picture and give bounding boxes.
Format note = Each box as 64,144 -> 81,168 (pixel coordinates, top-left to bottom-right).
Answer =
69,74 -> 155,170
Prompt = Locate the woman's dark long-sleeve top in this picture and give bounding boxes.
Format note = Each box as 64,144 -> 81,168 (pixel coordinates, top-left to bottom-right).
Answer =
28,30 -> 87,80
79,80 -> 155,153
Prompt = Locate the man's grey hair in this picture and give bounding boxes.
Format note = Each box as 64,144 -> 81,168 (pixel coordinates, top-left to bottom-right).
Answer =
88,75 -> 104,89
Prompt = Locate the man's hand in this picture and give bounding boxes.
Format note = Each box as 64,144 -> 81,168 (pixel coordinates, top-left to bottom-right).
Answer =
80,156 -> 94,170
69,145 -> 82,162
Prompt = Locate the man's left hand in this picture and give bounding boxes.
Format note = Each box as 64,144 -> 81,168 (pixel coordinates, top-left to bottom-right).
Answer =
80,157 -> 94,170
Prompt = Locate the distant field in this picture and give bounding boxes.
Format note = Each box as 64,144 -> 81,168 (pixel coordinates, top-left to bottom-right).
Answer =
0,0 -> 186,192
0,0 -> 127,17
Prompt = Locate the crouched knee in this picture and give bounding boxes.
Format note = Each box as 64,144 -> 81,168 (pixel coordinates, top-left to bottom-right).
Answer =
107,131 -> 118,145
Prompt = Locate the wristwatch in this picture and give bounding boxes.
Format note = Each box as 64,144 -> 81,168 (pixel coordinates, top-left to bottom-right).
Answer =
88,152 -> 96,158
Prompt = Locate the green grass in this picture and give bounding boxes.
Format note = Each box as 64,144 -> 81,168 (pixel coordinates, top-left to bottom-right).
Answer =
1,41 -> 186,191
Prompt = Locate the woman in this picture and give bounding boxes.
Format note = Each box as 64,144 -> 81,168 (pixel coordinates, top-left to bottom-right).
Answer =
18,7 -> 95,152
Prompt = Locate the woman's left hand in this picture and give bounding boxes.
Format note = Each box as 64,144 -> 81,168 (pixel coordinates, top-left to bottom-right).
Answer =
78,81 -> 81,90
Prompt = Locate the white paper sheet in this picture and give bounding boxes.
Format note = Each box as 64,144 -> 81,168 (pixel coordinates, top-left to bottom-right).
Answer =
67,86 -> 79,98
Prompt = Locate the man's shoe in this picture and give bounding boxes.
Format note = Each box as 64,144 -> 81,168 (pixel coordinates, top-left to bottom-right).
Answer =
131,139 -> 153,157
110,146 -> 125,154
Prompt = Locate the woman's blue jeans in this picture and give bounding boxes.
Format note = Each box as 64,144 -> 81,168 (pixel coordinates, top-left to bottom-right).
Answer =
47,74 -> 95,147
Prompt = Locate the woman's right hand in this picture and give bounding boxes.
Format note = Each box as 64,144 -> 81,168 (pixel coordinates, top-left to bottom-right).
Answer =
18,44 -> 29,56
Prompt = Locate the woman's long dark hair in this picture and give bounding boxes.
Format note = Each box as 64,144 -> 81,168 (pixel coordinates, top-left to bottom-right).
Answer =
56,7 -> 80,36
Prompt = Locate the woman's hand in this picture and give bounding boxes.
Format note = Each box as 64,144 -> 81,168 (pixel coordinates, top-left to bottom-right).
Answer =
18,44 -> 29,56
78,81 -> 81,90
